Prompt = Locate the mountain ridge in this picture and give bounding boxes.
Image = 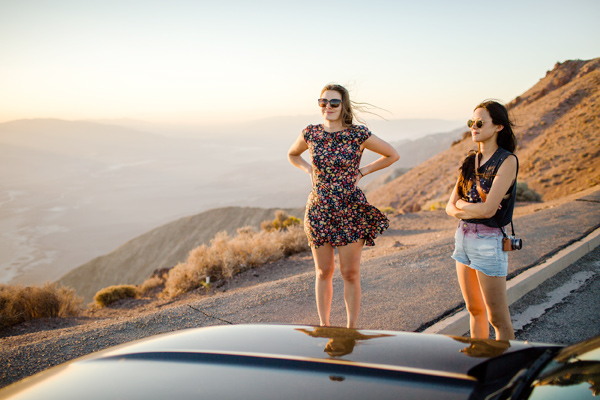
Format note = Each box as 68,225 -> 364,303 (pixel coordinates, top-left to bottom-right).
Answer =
367,58 -> 600,212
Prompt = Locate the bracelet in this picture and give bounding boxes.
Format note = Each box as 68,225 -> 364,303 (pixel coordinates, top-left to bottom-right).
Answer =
358,169 -> 364,177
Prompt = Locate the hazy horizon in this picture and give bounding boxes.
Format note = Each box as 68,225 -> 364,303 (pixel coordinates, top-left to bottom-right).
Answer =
1,1 -> 598,125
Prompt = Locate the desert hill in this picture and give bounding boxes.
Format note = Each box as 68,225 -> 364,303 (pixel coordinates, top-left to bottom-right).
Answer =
368,58 -> 600,212
58,206 -> 303,303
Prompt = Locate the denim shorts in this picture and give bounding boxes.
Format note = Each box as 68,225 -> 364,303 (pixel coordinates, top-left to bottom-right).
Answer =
451,221 -> 508,277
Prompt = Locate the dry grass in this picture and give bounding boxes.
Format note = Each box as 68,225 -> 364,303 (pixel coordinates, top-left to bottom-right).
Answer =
163,211 -> 308,298
94,285 -> 138,307
0,283 -> 83,329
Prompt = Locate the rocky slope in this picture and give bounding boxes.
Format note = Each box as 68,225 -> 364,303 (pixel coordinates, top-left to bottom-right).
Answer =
368,58 -> 600,212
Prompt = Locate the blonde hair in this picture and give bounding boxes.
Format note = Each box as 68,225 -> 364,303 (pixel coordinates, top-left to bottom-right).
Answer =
320,84 -> 354,127
320,83 -> 386,127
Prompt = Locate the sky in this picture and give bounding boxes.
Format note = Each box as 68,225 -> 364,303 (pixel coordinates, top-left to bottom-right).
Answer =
1,0 -> 599,128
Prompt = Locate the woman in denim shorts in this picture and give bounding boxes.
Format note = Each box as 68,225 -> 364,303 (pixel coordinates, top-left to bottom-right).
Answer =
446,100 -> 518,341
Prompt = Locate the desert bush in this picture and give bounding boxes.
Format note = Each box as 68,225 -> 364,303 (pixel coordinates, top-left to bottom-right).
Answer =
273,224 -> 310,256
137,268 -> 170,297
422,198 -> 448,211
137,275 -> 165,297
94,285 -> 137,307
516,182 -> 542,202
163,222 -> 309,298
0,283 -> 83,329
261,210 -> 302,232
379,206 -> 396,215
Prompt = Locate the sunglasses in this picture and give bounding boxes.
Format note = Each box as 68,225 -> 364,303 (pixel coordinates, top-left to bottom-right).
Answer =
467,119 -> 484,129
318,98 -> 342,108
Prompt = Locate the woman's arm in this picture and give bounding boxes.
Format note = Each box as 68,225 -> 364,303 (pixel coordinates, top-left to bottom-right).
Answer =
454,155 -> 518,219
288,134 -> 313,176
358,134 -> 400,178
446,181 -> 471,220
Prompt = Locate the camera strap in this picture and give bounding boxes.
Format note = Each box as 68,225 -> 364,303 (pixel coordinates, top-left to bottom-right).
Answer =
499,221 -> 516,239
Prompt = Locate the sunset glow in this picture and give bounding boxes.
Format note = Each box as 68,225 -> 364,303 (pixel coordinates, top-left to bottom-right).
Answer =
1,0 -> 599,126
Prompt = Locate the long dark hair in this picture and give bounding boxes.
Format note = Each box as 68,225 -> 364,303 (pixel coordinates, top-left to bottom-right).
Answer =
457,100 -> 517,198
478,100 -> 517,153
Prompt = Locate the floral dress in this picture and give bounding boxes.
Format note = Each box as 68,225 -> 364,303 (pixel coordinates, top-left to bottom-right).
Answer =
303,124 -> 389,248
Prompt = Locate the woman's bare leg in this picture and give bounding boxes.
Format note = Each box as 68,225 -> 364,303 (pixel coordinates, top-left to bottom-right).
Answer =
456,262 -> 490,338
311,244 -> 335,326
338,240 -> 364,328
477,271 -> 515,340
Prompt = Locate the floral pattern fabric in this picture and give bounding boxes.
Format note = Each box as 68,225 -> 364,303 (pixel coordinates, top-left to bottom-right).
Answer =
303,124 -> 389,248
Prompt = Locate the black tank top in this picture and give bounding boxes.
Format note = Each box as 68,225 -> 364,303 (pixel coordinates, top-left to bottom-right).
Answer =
463,147 -> 518,228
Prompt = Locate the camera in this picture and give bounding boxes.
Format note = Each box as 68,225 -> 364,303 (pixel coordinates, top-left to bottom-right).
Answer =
503,236 -> 522,251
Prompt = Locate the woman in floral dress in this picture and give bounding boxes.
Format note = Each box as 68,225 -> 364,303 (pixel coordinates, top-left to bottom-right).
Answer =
288,84 -> 399,328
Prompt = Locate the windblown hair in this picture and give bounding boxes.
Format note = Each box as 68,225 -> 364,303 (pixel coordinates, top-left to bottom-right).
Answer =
320,83 -> 389,127
457,100 -> 517,198
321,84 -> 354,127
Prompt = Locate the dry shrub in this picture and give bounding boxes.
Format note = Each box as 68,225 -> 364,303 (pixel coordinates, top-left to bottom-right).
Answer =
261,210 -> 302,232
516,182 -> 542,202
274,224 -> 310,256
422,198 -> 448,211
163,223 -> 309,298
164,261 -> 208,298
0,283 -> 83,329
137,268 -> 170,297
94,285 -> 137,308
137,275 -> 165,297
378,206 -> 396,215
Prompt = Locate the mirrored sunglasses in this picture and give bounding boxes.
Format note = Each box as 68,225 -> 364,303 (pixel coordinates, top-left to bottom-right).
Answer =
318,98 -> 342,108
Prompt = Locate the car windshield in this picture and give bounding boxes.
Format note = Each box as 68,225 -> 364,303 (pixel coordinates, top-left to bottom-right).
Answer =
480,337 -> 600,400
526,336 -> 600,399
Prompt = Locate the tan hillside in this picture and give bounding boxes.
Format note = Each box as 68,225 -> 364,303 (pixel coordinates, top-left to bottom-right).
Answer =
58,207 -> 303,303
368,58 -> 600,211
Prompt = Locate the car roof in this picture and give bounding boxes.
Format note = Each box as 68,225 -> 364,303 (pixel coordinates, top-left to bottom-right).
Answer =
0,324 -> 554,400
99,324 -> 537,376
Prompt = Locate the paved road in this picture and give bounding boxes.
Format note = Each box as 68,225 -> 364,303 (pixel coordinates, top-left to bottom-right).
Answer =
360,189 -> 600,333
512,243 -> 600,345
